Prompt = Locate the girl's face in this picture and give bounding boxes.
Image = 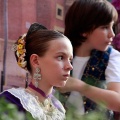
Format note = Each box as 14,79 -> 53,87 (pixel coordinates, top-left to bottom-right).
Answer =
86,21 -> 115,51
38,37 -> 73,88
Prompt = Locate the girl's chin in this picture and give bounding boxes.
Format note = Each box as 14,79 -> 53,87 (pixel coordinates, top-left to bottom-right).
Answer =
56,81 -> 67,87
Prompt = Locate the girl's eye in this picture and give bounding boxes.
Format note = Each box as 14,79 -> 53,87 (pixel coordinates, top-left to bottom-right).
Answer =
57,56 -> 63,60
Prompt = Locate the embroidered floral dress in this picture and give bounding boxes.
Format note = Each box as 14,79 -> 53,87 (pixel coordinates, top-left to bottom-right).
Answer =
0,88 -> 65,120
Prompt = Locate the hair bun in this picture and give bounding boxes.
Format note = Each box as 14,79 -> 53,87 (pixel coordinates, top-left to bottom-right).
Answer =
27,22 -> 47,36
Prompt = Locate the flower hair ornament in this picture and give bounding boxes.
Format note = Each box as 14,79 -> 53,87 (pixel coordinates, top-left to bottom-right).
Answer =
12,33 -> 27,70
11,23 -> 47,70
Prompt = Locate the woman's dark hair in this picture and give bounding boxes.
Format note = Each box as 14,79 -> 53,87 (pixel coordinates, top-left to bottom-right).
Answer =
15,23 -> 65,72
64,0 -> 118,50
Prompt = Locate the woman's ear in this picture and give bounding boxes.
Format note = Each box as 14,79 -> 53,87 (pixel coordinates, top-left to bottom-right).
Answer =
30,54 -> 39,68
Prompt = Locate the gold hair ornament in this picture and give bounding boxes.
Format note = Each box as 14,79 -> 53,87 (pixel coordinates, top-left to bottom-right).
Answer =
12,33 -> 27,70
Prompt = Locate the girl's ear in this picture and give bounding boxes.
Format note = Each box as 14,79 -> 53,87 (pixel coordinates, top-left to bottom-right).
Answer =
30,54 -> 39,68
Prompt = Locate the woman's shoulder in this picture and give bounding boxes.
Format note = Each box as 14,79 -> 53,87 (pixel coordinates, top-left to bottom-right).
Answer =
0,88 -> 22,102
0,88 -> 26,112
0,90 -> 14,99
51,94 -> 66,114
0,90 -> 11,97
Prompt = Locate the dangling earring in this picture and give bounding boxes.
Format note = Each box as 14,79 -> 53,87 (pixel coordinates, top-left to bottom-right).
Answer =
33,67 -> 41,88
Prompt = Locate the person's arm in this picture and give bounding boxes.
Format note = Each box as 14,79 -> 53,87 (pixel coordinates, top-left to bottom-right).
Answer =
58,77 -> 120,112
58,48 -> 120,112
76,79 -> 120,112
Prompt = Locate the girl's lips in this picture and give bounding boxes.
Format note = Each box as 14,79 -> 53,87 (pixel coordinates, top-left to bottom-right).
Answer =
63,74 -> 70,77
63,74 -> 70,79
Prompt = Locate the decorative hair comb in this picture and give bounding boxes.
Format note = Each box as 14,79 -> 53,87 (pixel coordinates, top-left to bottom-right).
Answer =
12,34 -> 27,70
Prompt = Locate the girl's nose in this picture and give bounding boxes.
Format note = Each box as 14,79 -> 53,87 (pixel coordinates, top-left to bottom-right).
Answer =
65,62 -> 73,70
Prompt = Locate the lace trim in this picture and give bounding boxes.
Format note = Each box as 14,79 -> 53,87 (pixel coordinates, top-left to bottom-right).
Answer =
7,88 -> 65,120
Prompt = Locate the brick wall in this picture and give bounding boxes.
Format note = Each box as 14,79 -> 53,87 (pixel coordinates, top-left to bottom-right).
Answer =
0,0 -> 66,90
8,0 -> 37,40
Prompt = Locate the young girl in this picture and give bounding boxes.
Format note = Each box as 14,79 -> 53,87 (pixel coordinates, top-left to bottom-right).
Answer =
0,23 -> 73,120
58,0 -> 120,119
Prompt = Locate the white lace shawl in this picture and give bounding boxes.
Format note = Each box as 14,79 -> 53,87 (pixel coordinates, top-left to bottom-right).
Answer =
7,88 -> 65,120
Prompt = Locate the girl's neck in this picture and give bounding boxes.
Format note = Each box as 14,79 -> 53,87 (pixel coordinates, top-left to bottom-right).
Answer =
26,82 -> 53,102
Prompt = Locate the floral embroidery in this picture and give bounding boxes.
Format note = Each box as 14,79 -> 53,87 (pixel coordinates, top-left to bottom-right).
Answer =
7,88 -> 66,120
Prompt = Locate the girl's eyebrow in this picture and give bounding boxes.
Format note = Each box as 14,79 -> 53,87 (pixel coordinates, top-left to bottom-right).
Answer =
56,52 -> 73,58
56,51 -> 67,54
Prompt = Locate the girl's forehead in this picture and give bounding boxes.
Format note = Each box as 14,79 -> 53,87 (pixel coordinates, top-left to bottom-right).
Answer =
49,38 -> 71,46
47,38 -> 73,53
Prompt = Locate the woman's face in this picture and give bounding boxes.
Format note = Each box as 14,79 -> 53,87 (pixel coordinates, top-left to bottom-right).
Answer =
38,37 -> 73,88
86,21 -> 115,51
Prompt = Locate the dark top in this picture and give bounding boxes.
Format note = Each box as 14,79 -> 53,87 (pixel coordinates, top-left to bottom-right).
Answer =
0,91 -> 26,112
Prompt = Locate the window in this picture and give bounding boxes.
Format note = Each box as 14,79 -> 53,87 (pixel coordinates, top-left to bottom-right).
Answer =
58,8 -> 62,16
56,4 -> 63,20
